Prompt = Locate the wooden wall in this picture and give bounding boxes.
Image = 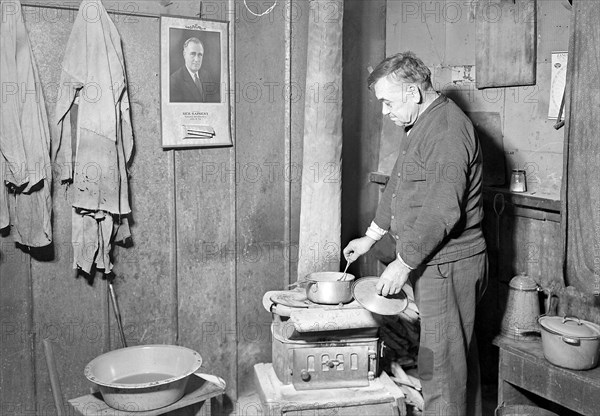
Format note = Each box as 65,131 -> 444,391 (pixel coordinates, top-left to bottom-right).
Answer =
379,0 -> 600,384
0,0 -> 304,411
385,0 -> 570,200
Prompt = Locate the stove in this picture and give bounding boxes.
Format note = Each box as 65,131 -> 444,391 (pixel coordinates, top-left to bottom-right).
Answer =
254,289 -> 406,415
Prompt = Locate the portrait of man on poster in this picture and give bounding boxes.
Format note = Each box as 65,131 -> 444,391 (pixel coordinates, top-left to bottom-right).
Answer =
169,29 -> 221,103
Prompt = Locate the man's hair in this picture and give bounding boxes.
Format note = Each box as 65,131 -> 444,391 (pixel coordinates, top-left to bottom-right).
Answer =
183,37 -> 204,51
367,51 -> 432,90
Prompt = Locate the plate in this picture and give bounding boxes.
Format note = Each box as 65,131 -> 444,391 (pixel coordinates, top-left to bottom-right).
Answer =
270,290 -> 311,308
352,277 -> 408,315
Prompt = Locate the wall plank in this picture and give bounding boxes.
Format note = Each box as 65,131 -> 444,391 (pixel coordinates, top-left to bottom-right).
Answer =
235,1 -> 288,394
109,15 -> 178,349
176,146 -> 237,394
0,237 -> 35,416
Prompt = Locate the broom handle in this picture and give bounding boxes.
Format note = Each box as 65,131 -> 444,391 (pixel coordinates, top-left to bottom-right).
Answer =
43,339 -> 66,416
109,282 -> 128,348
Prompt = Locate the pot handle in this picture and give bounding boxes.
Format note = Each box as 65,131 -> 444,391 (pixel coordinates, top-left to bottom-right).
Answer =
562,315 -> 582,325
561,316 -> 583,345
562,336 -> 581,346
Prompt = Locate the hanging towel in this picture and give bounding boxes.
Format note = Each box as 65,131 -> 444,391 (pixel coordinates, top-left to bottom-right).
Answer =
53,0 -> 133,274
0,0 -> 52,247
560,0 -> 600,294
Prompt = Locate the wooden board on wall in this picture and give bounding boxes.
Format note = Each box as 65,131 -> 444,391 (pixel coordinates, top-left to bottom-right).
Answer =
476,0 -> 537,89
234,0 -> 288,395
110,16 -> 178,349
175,146 -> 237,396
0,237 -> 35,416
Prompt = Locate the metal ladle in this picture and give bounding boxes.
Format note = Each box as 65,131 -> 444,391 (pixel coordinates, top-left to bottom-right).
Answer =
338,259 -> 352,281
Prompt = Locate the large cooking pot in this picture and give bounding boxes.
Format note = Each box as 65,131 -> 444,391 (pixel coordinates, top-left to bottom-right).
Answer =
538,315 -> 600,370
84,344 -> 203,411
305,272 -> 355,304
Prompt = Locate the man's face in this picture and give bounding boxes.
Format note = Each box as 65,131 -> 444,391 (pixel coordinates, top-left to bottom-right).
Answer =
183,42 -> 204,73
373,76 -> 420,129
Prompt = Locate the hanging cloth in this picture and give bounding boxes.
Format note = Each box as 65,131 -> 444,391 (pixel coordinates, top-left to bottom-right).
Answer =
560,0 -> 600,294
53,0 -> 133,274
0,0 -> 52,247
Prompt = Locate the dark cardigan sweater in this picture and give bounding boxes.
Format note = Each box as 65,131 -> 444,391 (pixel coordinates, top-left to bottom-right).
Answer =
373,95 -> 486,268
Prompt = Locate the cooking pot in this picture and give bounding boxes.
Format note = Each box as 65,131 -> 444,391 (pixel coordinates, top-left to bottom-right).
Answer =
305,272 -> 355,304
84,344 -> 203,411
538,315 -> 600,370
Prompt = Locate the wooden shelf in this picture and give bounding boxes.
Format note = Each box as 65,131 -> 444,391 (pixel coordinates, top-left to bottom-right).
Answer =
368,172 -> 561,221
69,375 -> 225,416
494,336 -> 600,416
483,186 -> 560,213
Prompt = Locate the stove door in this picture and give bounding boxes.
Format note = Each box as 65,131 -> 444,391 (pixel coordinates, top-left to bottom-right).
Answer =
292,344 -> 376,390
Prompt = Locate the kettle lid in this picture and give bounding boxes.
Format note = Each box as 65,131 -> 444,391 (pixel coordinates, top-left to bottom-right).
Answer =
509,273 -> 538,290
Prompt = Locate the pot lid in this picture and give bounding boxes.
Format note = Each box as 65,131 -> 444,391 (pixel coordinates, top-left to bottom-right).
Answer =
352,277 -> 408,316
509,273 -> 538,291
539,315 -> 600,338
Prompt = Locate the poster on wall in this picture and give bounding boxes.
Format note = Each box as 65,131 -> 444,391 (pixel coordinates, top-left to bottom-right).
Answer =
160,16 -> 231,148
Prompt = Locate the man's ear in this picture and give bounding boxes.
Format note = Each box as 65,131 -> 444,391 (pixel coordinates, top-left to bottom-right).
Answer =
409,84 -> 423,104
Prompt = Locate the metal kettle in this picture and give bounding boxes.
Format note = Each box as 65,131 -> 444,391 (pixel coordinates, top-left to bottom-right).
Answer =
500,273 -> 541,341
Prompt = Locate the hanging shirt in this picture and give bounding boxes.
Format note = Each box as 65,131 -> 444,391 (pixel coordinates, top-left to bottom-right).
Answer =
0,0 -> 52,247
53,0 -> 133,273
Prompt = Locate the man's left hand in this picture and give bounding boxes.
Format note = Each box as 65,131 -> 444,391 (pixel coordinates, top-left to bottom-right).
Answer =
376,259 -> 411,297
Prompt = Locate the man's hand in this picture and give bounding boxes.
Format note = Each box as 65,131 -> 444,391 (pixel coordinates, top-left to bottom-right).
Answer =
343,236 -> 376,263
377,259 -> 411,296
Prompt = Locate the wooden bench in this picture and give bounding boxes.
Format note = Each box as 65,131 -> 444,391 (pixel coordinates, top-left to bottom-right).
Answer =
494,336 -> 600,416
69,374 -> 225,416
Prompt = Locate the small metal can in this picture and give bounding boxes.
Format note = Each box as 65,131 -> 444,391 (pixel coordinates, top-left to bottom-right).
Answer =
510,169 -> 527,192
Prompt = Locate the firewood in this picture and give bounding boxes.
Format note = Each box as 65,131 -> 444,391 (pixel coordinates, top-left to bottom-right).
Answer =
395,383 -> 424,411
391,362 -> 416,388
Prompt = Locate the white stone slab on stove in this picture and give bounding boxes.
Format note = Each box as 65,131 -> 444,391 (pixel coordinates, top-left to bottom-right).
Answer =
289,307 -> 379,332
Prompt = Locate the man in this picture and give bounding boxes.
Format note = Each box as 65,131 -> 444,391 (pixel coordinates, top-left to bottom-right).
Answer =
343,52 -> 487,416
170,37 -> 219,103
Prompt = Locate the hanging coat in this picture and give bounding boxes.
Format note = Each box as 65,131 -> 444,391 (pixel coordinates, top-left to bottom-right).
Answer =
53,0 -> 133,273
0,0 -> 52,247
